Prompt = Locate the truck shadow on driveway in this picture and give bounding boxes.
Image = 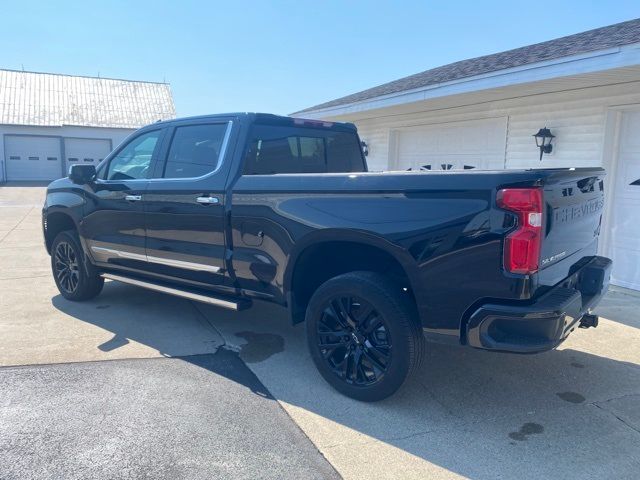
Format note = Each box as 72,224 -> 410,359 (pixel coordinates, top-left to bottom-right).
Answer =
52,281 -> 640,479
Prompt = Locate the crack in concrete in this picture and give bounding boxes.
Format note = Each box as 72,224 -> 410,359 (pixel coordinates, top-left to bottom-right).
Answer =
0,275 -> 50,281
417,378 -> 461,419
322,428 -> 435,450
600,393 -> 640,403
592,399 -> 640,435
0,206 -> 35,244
188,301 -> 228,351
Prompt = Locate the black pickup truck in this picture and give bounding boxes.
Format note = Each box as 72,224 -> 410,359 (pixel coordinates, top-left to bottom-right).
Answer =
43,113 -> 612,401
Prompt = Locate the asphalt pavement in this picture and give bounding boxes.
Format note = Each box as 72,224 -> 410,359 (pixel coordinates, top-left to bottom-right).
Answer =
0,351 -> 338,480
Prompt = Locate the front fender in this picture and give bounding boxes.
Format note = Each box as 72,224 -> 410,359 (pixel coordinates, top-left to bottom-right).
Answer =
43,187 -> 85,253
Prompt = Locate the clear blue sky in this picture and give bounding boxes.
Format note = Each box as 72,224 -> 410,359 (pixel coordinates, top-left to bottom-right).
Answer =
2,1 -> 639,117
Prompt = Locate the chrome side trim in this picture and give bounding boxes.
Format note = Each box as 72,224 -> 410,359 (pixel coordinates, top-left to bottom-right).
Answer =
101,273 -> 240,310
146,255 -> 221,273
91,246 -> 221,273
91,246 -> 146,261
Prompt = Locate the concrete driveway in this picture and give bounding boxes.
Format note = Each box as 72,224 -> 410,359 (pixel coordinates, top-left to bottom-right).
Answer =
1,184 -> 639,479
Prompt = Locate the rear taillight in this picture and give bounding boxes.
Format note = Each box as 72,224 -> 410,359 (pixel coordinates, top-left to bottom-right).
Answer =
496,188 -> 543,275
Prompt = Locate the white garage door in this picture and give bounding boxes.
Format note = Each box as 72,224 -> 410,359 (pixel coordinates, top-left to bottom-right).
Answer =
5,136 -> 62,181
64,138 -> 112,172
609,110 -> 640,290
392,117 -> 507,171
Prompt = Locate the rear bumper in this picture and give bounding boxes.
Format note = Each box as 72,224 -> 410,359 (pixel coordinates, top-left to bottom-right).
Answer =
466,256 -> 612,353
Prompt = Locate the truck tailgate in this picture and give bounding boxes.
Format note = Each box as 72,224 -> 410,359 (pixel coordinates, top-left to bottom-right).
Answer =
539,168 -> 606,284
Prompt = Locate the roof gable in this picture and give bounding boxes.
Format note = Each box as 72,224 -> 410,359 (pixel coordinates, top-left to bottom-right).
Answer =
297,18 -> 640,113
0,69 -> 176,128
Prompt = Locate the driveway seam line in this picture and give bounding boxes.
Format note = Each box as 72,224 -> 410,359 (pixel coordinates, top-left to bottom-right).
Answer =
0,353 -> 226,371
188,300 -> 230,349
592,400 -> 640,435
0,206 -> 35,244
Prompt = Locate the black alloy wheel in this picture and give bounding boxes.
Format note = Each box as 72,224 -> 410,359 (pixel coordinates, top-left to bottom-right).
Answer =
317,296 -> 392,386
306,271 -> 424,402
50,230 -> 104,301
54,240 -> 80,294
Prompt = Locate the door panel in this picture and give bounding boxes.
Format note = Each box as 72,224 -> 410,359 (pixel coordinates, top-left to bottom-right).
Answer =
144,189 -> 226,285
83,181 -> 148,269
83,128 -> 164,272
144,121 -> 233,287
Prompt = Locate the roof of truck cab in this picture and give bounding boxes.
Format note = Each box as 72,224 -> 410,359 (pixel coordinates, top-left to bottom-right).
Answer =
152,112 -> 357,130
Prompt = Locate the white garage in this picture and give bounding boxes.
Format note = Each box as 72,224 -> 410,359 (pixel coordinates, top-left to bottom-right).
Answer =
0,68 -> 176,183
295,19 -> 640,292
5,136 -> 62,181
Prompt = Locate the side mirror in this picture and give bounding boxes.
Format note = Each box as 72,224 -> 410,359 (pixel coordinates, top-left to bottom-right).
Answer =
361,140 -> 369,157
69,164 -> 96,184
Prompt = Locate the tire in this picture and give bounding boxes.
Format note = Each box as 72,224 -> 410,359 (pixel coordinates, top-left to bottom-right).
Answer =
305,271 -> 424,402
51,230 -> 104,301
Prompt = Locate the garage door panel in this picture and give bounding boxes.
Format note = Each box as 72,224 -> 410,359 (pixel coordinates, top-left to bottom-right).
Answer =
610,247 -> 640,289
615,155 -> 640,200
609,110 -> 640,290
394,118 -> 507,171
620,110 -> 640,150
64,138 -> 112,170
397,130 -> 437,152
405,154 -> 501,171
5,136 -> 62,181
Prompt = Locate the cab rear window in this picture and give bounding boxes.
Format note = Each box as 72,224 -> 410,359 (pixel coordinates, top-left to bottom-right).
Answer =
243,125 -> 365,175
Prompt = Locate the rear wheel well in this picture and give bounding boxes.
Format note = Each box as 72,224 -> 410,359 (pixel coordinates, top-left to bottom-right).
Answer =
289,241 -> 414,323
45,212 -> 76,253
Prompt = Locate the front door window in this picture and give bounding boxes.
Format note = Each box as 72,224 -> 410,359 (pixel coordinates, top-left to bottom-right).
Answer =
105,130 -> 162,180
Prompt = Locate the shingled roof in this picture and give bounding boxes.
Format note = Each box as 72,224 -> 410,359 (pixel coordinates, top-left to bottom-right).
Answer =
297,18 -> 640,113
0,69 -> 176,128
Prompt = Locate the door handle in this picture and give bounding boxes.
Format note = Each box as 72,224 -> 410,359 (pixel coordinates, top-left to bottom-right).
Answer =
196,196 -> 220,205
125,195 -> 142,202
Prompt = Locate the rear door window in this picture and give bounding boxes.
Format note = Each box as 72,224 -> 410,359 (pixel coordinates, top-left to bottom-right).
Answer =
162,123 -> 229,179
243,125 -> 364,175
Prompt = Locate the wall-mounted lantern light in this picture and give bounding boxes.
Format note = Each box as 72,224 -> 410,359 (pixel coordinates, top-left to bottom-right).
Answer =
361,140 -> 369,157
533,127 -> 555,161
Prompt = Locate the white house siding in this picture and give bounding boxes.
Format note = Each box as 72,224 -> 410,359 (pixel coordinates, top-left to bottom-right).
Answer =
0,125 -> 134,181
336,82 -> 640,173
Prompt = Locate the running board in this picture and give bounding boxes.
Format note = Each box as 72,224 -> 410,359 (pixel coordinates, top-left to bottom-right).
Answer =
101,273 -> 249,311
